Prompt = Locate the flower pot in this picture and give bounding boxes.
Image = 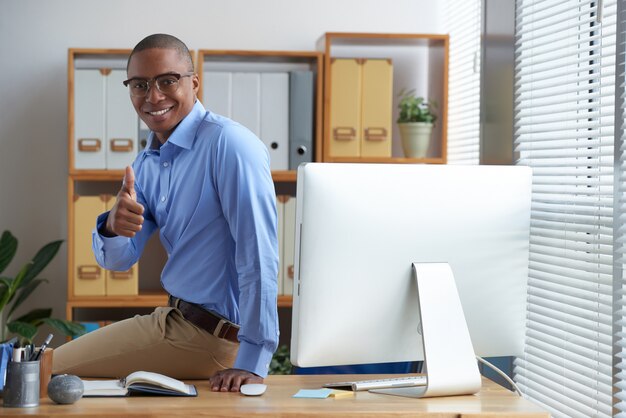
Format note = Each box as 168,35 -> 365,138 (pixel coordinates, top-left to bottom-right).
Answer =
398,122 -> 433,158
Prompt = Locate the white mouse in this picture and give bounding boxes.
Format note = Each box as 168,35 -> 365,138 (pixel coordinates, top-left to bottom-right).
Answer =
240,383 -> 267,396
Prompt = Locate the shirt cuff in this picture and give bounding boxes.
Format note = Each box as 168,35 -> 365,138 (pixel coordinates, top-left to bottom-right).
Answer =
233,340 -> 275,378
93,212 -> 130,249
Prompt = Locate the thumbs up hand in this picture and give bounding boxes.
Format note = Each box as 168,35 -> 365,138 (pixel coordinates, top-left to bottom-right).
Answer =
121,165 -> 137,202
105,166 -> 145,238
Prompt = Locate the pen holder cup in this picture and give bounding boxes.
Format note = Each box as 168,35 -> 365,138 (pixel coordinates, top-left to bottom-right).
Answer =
39,348 -> 53,399
3,360 -> 40,407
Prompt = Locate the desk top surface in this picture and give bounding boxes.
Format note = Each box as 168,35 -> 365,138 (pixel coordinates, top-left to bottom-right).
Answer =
1,374 -> 549,417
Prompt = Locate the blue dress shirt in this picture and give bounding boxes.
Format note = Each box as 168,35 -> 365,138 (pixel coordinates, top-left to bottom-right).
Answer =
92,100 -> 279,377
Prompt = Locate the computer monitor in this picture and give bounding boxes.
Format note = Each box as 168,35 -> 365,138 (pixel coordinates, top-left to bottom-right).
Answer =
290,163 -> 531,372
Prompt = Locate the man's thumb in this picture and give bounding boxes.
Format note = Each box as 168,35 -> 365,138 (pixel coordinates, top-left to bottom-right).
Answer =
123,166 -> 136,200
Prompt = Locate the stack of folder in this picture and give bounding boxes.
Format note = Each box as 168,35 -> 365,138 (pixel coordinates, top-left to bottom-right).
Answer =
329,58 -> 394,158
203,70 -> 315,171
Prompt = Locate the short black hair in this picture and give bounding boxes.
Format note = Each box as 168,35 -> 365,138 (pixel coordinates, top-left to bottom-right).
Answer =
127,33 -> 194,72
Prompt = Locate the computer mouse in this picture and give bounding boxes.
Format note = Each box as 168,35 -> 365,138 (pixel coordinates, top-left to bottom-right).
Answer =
240,383 -> 267,396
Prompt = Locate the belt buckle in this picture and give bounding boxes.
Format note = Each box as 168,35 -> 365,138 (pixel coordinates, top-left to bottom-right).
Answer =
214,318 -> 229,339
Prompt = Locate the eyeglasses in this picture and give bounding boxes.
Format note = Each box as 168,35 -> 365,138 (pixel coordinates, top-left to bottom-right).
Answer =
122,72 -> 195,97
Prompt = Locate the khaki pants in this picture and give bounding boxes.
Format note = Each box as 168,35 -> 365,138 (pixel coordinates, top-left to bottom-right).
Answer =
52,307 -> 238,379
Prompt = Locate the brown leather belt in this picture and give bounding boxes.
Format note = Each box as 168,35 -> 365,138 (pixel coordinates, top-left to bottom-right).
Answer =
168,295 -> 239,343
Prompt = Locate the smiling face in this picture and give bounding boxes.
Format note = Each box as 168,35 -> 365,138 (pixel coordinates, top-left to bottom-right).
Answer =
126,48 -> 199,143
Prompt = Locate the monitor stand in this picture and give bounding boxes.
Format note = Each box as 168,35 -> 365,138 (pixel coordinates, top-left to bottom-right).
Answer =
371,262 -> 482,398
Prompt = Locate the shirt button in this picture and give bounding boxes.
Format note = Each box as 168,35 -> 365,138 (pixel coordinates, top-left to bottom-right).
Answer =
161,196 -> 166,202
163,161 -> 169,167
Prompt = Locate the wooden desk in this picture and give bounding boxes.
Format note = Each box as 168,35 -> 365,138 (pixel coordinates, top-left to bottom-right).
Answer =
0,375 -> 549,417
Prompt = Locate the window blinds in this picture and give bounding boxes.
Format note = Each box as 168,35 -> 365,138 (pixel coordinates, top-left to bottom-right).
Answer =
445,0 -> 482,164
614,1 -> 626,415
514,0 -> 616,417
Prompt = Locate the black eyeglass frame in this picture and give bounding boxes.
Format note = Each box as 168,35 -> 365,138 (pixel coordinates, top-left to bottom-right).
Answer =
122,72 -> 195,96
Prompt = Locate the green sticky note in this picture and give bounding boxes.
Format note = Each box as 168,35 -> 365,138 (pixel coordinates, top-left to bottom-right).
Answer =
292,388 -> 333,399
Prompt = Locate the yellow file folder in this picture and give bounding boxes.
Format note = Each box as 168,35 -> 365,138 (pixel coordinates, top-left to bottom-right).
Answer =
104,197 -> 139,296
282,196 -> 296,296
360,59 -> 393,158
329,58 -> 393,158
329,59 -> 362,157
73,195 -> 106,296
276,195 -> 286,295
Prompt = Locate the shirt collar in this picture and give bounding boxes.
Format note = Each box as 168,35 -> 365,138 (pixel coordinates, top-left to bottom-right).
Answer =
145,100 -> 207,151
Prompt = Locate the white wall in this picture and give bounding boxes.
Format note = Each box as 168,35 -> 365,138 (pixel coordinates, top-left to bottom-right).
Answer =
0,0 -> 444,344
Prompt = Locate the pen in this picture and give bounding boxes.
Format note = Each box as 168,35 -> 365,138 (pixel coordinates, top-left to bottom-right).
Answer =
23,344 -> 32,362
32,333 -> 53,361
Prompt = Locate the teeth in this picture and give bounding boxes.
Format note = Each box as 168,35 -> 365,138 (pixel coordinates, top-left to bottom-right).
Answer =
148,107 -> 171,116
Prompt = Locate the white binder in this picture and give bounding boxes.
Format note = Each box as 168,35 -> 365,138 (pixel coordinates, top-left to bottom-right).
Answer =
106,70 -> 138,170
260,73 -> 289,170
203,71 -> 232,117
231,72 -> 261,137
74,69 -> 106,169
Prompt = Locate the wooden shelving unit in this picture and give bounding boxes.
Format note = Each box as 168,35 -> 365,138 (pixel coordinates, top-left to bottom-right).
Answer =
67,49 -> 306,325
320,32 -> 449,164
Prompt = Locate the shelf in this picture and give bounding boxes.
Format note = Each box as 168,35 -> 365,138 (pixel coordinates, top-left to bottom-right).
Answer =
70,170 -> 125,181
277,295 -> 293,308
320,32 -> 449,47
272,170 -> 297,182
67,292 -> 292,320
67,291 -> 169,308
323,156 -> 446,164
70,170 -> 297,183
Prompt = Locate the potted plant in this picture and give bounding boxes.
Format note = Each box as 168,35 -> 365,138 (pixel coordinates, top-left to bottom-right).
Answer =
397,89 -> 438,158
0,230 -> 85,344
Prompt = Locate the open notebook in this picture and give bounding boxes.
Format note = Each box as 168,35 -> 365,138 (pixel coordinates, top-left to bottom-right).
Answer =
82,371 -> 197,397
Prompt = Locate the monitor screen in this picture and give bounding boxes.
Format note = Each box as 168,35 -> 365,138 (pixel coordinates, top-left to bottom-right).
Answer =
290,163 -> 531,368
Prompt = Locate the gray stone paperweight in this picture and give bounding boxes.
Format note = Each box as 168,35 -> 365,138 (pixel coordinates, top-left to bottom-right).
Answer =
48,374 -> 84,404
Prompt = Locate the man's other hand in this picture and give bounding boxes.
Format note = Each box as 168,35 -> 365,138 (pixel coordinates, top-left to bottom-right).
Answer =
209,368 -> 263,392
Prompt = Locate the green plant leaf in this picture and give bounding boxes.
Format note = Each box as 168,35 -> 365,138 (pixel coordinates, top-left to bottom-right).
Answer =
6,263 -> 32,310
396,90 -> 437,124
0,277 -> 11,313
13,308 -> 52,325
7,320 -> 38,343
269,345 -> 292,375
42,318 -> 86,338
0,231 -> 17,276
0,264 -> 27,313
7,278 -> 48,318
0,233 -> 70,345
20,240 -> 63,288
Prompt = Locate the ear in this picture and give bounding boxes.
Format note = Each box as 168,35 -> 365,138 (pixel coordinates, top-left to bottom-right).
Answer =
192,74 -> 200,95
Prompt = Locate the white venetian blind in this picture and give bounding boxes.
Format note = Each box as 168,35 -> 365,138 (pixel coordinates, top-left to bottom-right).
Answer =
445,0 -> 482,164
614,1 -> 626,415
514,0 -> 616,417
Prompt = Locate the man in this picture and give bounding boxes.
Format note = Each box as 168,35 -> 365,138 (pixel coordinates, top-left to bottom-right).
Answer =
53,34 -> 280,392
